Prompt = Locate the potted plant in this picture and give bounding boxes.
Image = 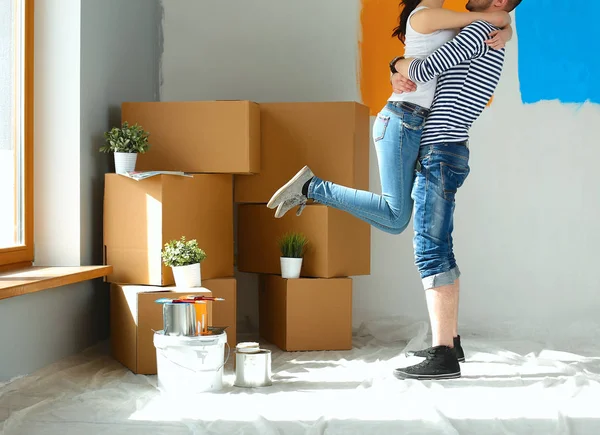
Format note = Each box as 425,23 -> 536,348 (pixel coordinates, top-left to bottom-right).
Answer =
161,236 -> 207,287
277,232 -> 308,279
99,121 -> 150,174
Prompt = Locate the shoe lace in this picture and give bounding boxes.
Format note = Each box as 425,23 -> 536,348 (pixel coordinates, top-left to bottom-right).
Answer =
284,195 -> 307,216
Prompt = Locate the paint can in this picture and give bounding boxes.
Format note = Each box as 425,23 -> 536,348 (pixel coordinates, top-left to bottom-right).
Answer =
163,302 -> 197,336
234,344 -> 272,388
153,330 -> 229,394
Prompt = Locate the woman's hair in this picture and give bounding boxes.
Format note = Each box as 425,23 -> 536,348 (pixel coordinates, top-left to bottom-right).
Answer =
391,0 -> 422,43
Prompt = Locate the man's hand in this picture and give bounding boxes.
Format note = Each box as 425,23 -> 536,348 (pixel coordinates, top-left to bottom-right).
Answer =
391,73 -> 417,94
486,25 -> 512,50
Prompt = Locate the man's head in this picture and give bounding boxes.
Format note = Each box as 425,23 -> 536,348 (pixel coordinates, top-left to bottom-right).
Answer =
466,0 -> 522,12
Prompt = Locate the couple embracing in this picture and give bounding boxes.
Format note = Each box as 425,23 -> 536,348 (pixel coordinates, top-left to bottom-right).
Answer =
267,0 -> 523,380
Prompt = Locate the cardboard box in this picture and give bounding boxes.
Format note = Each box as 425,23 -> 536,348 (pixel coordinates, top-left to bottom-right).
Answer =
259,276 -> 352,351
104,173 -> 233,286
121,101 -> 260,174
234,102 -> 370,203
203,277 -> 237,350
110,284 -> 213,374
237,204 -> 370,278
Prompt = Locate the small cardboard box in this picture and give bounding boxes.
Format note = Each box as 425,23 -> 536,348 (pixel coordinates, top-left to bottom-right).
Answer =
237,204 -> 370,278
103,173 -> 234,286
259,276 -> 352,351
202,277 -> 237,350
234,102 -> 369,203
110,284 -> 213,375
122,101 -> 260,174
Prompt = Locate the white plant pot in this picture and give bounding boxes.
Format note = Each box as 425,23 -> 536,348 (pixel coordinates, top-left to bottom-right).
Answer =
172,263 -> 202,288
280,257 -> 303,279
114,152 -> 138,174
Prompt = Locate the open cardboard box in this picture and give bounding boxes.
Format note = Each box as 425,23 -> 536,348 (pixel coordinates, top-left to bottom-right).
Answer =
110,284 -> 214,375
111,277 -> 237,375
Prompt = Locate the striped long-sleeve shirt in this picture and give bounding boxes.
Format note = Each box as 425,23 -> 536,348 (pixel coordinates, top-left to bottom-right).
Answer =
408,20 -> 505,146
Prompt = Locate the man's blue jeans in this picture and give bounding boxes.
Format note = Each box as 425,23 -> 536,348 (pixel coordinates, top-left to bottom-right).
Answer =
412,142 -> 470,290
307,102 -> 426,235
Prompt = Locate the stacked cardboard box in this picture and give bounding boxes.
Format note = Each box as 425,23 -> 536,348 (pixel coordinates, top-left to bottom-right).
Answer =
104,101 -> 257,373
236,102 -> 371,352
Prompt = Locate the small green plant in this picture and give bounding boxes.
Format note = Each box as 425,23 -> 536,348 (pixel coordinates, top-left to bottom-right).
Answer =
161,237 -> 207,267
99,121 -> 150,154
277,232 -> 308,258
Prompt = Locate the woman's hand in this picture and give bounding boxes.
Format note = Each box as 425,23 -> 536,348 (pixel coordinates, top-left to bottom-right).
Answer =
486,26 -> 513,50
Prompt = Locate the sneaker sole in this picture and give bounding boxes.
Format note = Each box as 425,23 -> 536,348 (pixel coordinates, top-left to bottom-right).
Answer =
266,166 -> 312,209
393,370 -> 461,381
405,353 -> 466,363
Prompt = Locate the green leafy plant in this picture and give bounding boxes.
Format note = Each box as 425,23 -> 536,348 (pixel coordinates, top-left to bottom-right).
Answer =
99,121 -> 151,154
161,237 -> 207,267
277,232 -> 308,258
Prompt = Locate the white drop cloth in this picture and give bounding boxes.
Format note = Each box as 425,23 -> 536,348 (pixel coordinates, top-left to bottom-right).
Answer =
1,317 -> 599,435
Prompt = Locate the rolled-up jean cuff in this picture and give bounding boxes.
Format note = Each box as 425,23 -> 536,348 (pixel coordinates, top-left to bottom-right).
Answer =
421,266 -> 461,290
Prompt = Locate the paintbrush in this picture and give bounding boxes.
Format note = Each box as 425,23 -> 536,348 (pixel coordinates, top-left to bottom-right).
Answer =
154,297 -> 225,304
180,295 -> 225,302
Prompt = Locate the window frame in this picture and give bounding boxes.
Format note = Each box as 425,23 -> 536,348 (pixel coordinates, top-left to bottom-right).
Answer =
0,0 -> 34,268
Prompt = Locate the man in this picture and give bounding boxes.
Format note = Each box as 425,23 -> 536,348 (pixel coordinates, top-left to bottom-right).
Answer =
390,0 -> 523,380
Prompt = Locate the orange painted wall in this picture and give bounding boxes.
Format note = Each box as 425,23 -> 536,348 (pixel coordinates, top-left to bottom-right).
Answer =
359,0 -> 490,116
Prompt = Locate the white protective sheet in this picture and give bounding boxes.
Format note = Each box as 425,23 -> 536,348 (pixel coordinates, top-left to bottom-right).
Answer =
1,317 -> 600,435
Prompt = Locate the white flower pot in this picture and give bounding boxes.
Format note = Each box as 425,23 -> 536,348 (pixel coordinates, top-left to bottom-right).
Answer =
280,257 -> 303,279
172,263 -> 202,288
114,152 -> 138,174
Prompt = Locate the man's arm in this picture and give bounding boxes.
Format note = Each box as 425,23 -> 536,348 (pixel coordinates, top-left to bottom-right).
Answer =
394,20 -> 494,83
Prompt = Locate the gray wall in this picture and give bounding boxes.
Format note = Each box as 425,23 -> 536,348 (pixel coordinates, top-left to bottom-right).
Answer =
78,0 -> 162,353
80,0 -> 162,266
0,0 -> 160,382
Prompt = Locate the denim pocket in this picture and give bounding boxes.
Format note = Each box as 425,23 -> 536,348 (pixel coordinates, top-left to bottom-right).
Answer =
401,112 -> 426,131
440,162 -> 470,202
373,114 -> 390,142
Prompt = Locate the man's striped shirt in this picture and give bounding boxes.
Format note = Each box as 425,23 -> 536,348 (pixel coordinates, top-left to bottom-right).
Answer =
408,20 -> 505,146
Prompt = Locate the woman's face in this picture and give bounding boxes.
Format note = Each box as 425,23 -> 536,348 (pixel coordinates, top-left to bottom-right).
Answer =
465,0 -> 494,12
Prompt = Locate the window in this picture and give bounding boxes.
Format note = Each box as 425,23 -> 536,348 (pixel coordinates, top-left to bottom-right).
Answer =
0,0 -> 33,267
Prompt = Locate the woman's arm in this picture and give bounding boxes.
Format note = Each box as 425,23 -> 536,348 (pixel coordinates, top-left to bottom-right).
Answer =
410,8 -> 511,34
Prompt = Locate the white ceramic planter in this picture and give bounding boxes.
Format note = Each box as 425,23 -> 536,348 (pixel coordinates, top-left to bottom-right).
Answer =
114,152 -> 138,174
172,263 -> 202,288
280,257 -> 303,279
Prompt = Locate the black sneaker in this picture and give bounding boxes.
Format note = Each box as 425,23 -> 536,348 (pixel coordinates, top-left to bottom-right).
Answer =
394,346 -> 461,380
406,335 -> 465,362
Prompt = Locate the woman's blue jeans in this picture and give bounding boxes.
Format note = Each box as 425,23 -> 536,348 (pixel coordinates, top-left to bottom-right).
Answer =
307,102 -> 426,235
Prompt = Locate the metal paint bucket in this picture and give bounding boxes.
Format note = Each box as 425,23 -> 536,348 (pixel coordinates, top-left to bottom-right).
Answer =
234,348 -> 272,388
163,302 -> 197,336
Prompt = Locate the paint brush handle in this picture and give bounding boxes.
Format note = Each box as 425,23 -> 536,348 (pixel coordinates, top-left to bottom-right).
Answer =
181,296 -> 225,302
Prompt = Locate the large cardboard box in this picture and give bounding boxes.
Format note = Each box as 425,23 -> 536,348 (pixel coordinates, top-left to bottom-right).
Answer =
234,102 -> 370,203
237,204 -> 370,278
202,277 -> 237,350
110,284 -> 213,374
104,173 -> 233,286
259,276 -> 352,351
122,101 -> 260,174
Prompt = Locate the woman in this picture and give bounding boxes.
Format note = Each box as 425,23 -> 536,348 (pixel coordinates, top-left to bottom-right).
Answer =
267,0 -> 512,234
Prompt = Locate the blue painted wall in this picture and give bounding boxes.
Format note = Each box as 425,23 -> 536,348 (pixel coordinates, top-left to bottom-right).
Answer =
516,3 -> 597,104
